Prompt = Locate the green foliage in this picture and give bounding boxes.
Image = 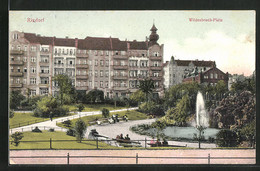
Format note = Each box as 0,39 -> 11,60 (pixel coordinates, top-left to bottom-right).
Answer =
33,96 -> 69,118
11,132 -> 24,146
74,119 -> 87,142
240,120 -> 255,147
130,90 -> 146,103
76,90 -> 87,103
49,128 -> 55,132
66,128 -> 76,137
166,94 -> 191,126
10,90 -> 26,109
231,78 -> 255,94
216,129 -> 238,147
139,101 -> 165,116
138,79 -> 155,101
9,110 -> 14,118
101,108 -> 110,118
53,74 -> 75,105
86,89 -> 104,103
63,120 -> 72,128
77,103 -> 85,112
32,127 -> 42,133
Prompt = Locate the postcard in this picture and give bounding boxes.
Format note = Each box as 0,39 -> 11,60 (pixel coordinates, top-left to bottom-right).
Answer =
9,10 -> 256,165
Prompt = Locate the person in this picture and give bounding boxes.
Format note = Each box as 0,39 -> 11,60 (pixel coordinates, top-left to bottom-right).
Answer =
116,135 -> 120,139
120,134 -> 124,139
116,114 -> 119,122
112,115 -> 116,123
50,113 -> 53,121
125,134 -> 130,140
150,137 -> 155,144
156,139 -> 161,146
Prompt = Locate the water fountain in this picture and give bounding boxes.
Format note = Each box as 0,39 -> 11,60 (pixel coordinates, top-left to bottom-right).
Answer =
196,91 -> 209,148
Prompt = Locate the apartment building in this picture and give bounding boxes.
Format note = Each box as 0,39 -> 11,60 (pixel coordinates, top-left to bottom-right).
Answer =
164,56 -> 216,88
9,24 -> 164,98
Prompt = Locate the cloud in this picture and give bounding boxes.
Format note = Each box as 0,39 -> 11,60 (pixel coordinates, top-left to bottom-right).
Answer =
164,30 -> 255,76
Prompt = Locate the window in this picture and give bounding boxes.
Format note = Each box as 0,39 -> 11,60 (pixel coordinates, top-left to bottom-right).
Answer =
24,46 -> 27,51
89,81 -> 92,87
30,78 -> 36,84
115,51 -> 119,55
31,56 -> 36,62
17,67 -> 20,72
94,51 -> 98,56
31,46 -> 36,51
40,88 -> 49,95
105,70 -> 109,77
17,46 -> 21,51
70,49 -> 73,55
95,70 -> 98,77
153,52 -> 159,56
16,78 -> 20,84
40,55 -> 49,63
204,75 -> 208,79
89,60 -> 92,66
100,51 -> 104,56
100,60 -> 104,66
105,81 -> 109,87
89,70 -> 92,76
100,81 -> 103,87
11,57 -> 14,61
140,60 -> 148,67
23,57 -> 27,62
13,33 -> 18,39
10,66 -> 14,72
215,73 -> 218,79
120,60 -> 125,66
153,61 -> 159,67
153,72 -> 159,77
11,45 -> 14,50
106,51 -> 109,56
95,59 -> 98,66
24,67 -> 27,73
31,67 -> 36,73
40,77 -> 49,84
40,66 -> 49,73
95,81 -> 98,87
210,73 -> 213,79
30,90 -> 36,96
121,51 -> 126,55
100,70 -> 103,77
105,60 -> 109,66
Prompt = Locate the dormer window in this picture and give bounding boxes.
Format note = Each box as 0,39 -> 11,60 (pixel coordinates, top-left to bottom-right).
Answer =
13,33 -> 18,40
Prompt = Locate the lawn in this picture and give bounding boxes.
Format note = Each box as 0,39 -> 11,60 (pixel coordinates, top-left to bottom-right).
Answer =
9,112 -> 75,129
64,104 -> 128,112
57,110 -> 148,128
9,131 -> 117,150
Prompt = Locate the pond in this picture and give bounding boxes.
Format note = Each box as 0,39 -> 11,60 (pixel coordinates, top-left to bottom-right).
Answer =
145,126 -> 219,140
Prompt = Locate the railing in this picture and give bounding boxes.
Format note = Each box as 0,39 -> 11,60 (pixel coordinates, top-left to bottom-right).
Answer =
113,65 -> 128,70
150,66 -> 161,70
112,76 -> 128,80
76,75 -> 88,80
9,152 -> 255,165
76,64 -> 88,69
113,55 -> 128,60
10,50 -> 24,55
76,53 -> 88,58
10,83 -> 23,88
10,118 -> 50,129
10,72 -> 23,77
54,63 -> 64,67
149,56 -> 162,60
10,61 -> 24,65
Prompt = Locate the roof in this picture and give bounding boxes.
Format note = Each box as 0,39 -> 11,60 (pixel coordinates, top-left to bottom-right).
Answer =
23,32 -> 148,50
175,60 -> 215,67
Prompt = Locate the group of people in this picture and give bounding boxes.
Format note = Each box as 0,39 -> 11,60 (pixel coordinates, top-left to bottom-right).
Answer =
150,138 -> 168,146
116,133 -> 131,140
108,114 -> 128,124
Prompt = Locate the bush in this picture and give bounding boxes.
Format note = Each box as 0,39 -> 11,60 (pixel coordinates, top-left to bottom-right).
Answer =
74,119 -> 87,142
216,129 -> 238,147
63,120 -> 72,128
66,128 -> 76,137
77,103 -> 85,112
9,110 -> 14,118
32,127 -> 42,133
11,132 -> 24,146
101,108 -> 110,118
49,128 -> 55,132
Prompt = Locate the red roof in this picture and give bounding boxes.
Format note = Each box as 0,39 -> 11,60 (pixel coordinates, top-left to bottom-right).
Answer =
128,40 -> 148,50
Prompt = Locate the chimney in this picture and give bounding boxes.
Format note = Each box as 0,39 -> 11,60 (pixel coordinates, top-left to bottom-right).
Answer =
127,42 -> 130,50
75,38 -> 78,48
66,36 -> 69,39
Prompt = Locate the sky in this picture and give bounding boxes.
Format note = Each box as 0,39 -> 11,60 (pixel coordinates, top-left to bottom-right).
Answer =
9,11 -> 255,76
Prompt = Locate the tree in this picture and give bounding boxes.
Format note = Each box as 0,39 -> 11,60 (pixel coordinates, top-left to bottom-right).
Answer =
216,129 -> 238,147
34,96 -> 69,118
53,74 -> 75,105
102,108 -> 110,118
77,103 -> 85,112
85,89 -> 104,104
166,94 -> 191,126
138,79 -> 155,101
10,90 -> 25,109
74,119 -> 87,143
130,90 -> 146,104
76,90 -> 87,103
11,132 -> 24,146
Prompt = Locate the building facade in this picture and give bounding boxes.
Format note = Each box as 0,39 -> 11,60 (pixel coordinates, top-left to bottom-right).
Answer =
163,56 -> 216,88
228,73 -> 246,90
9,24 -> 164,98
182,66 -> 229,86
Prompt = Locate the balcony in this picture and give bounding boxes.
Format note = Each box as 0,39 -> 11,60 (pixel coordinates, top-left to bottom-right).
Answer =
39,72 -> 50,77
150,56 -> 162,60
76,53 -> 89,58
76,75 -> 88,80
113,86 -> 128,91
112,76 -> 128,80
150,76 -> 162,81
10,61 -> 24,65
66,64 -> 75,68
76,64 -> 88,69
54,63 -> 64,68
10,83 -> 23,88
10,50 -> 24,55
10,72 -> 23,77
113,55 -> 128,60
40,50 -> 50,54
76,86 -> 88,90
113,65 -> 128,70
39,61 -> 50,66
150,66 -> 161,71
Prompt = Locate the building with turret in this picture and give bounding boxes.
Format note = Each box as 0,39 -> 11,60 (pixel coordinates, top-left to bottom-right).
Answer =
9,24 -> 164,98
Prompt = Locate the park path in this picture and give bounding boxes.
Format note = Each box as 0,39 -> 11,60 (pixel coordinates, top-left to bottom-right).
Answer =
9,107 -> 138,134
